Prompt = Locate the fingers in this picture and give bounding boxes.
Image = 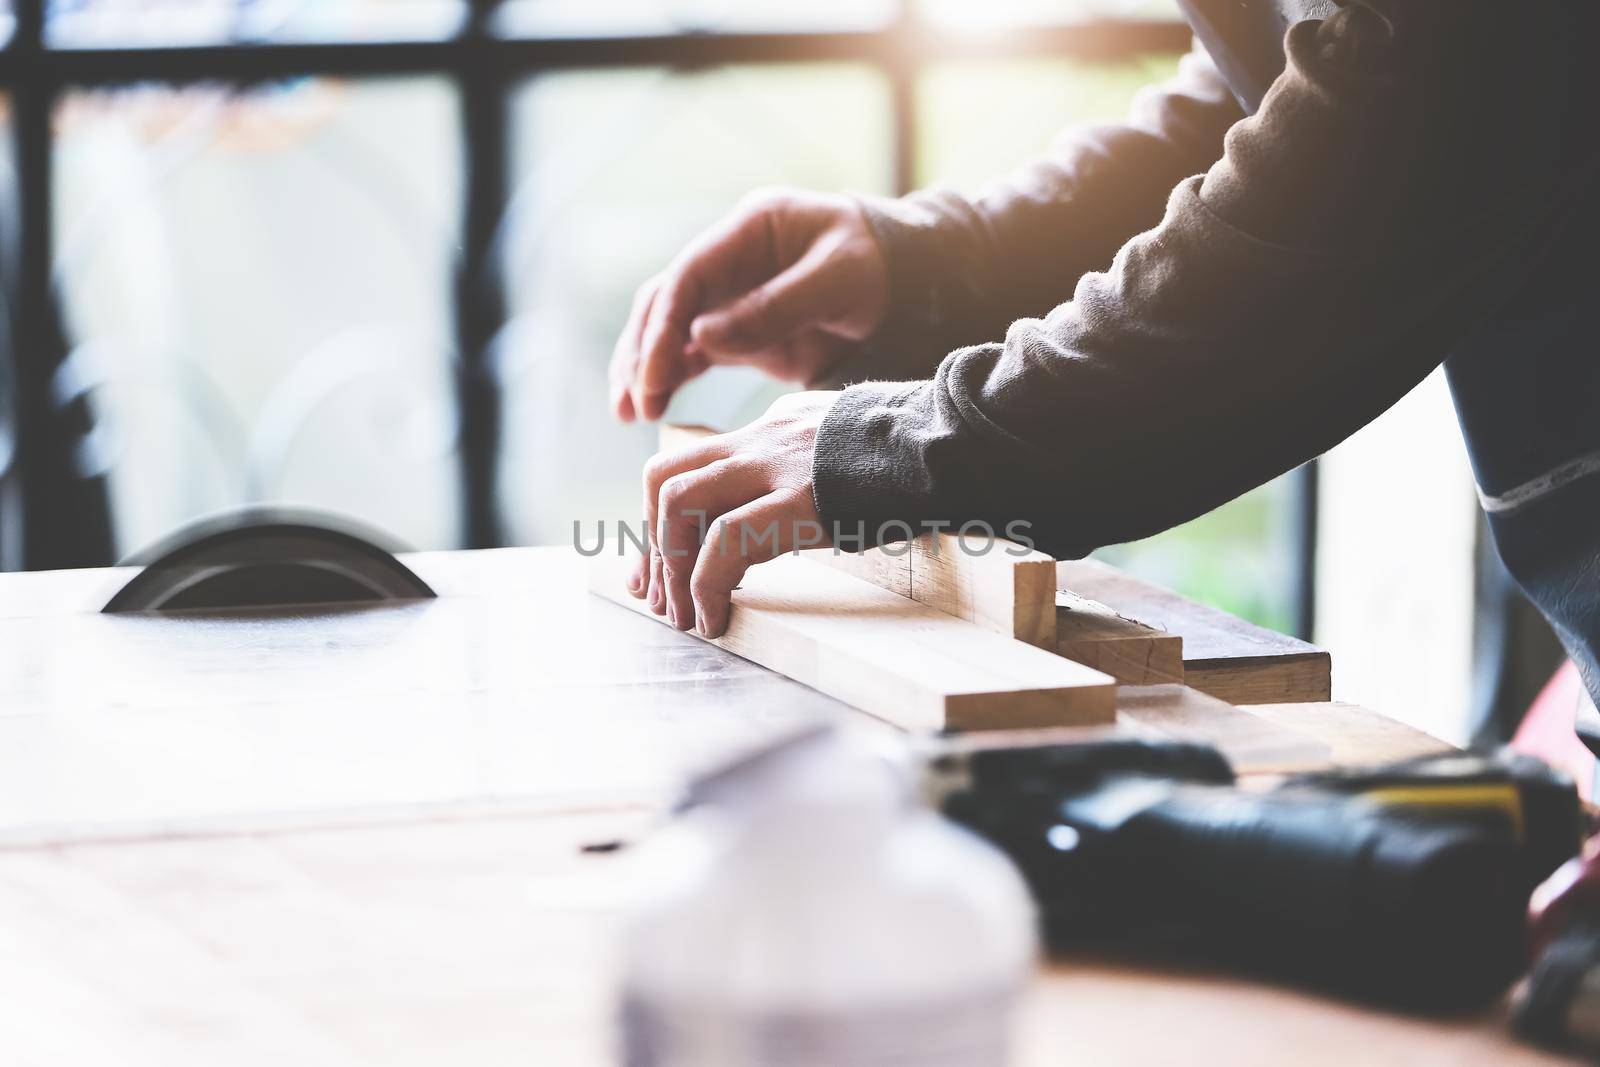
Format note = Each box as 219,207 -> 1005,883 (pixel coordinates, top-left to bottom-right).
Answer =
656,459 -> 771,630
641,433 -> 737,614
632,207 -> 770,421
648,550 -> 664,615
610,277 -> 658,422
631,389 -> 832,637
689,243 -> 839,361
692,487 -> 820,638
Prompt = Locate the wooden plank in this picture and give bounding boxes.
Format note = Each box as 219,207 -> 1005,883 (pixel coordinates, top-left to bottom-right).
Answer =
0,548 -> 856,841
0,804 -> 1569,1067
1020,961 -> 1567,1067
944,685 -> 1332,775
589,550 -> 1116,733
662,426 -> 1319,696
1116,684 -> 1332,774
3,547 -> 1565,1067
1057,558 -> 1332,704
1245,702 -> 1453,767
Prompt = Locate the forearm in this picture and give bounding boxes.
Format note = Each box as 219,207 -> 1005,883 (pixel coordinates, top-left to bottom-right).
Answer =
814,1 -> 1578,558
820,44 -> 1242,386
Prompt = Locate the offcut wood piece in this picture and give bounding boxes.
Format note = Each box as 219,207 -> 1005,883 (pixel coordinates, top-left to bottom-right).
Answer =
1055,589 -> 1185,686
589,549 -> 1116,733
805,535 -> 1059,649
1058,558 -> 1332,705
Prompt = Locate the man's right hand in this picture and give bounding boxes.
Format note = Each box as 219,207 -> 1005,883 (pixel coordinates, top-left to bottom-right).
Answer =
609,189 -> 889,423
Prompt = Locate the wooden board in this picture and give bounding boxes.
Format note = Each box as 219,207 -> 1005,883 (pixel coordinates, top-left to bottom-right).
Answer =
1058,559 -> 1332,704
661,425 -> 1315,697
0,803 -> 1574,1067
589,550 -> 1116,733
0,548 -> 861,842
1116,685 -> 1332,774
1246,702 -> 1453,767
3,548 -> 1575,1067
946,685 -> 1333,775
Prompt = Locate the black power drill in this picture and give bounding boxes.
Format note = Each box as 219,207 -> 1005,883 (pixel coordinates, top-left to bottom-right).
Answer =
925,739 -> 1581,1010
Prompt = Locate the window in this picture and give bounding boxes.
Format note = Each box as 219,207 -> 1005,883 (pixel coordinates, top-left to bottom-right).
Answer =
0,0 -> 1308,636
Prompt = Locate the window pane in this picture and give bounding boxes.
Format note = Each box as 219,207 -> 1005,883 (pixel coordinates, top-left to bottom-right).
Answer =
496,0 -> 894,37
500,64 -> 893,545
46,0 -> 465,47
1096,480 -> 1299,637
919,55 -> 1179,192
52,78 -> 463,554
919,53 -> 1295,630
919,0 -> 1182,28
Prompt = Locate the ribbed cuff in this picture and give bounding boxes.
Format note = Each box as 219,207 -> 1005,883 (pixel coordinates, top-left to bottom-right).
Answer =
811,381 -> 931,552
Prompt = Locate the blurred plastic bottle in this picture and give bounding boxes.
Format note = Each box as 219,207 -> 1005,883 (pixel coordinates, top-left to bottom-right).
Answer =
619,726 -> 1037,1067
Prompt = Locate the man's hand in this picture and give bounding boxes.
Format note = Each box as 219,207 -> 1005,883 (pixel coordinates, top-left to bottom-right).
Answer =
609,190 -> 888,422
629,391 -> 837,638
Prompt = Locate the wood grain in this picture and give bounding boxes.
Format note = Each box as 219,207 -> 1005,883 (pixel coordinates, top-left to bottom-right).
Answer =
0,548 -> 858,842
805,535 -> 1058,649
589,550 -> 1116,732
0,547 -> 1574,1067
1058,558 -> 1332,704
0,805 -> 1572,1067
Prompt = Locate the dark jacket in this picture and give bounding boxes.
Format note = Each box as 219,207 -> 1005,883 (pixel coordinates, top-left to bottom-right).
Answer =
811,0 -> 1600,703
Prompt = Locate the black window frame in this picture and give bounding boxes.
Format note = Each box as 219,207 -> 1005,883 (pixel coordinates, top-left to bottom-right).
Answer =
0,0 -> 1316,637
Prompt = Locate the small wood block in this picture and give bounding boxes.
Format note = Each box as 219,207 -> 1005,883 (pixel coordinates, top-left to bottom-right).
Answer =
1116,684 -> 1333,775
805,534 -> 1058,649
1058,559 -> 1331,705
1055,590 -> 1184,686
589,550 -> 1116,733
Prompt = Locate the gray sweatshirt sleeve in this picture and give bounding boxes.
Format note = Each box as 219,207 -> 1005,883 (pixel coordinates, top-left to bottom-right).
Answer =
817,43 -> 1244,386
813,1 -> 1581,559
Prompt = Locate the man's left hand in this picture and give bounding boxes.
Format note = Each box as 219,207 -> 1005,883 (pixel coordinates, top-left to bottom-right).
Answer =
629,391 -> 837,639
